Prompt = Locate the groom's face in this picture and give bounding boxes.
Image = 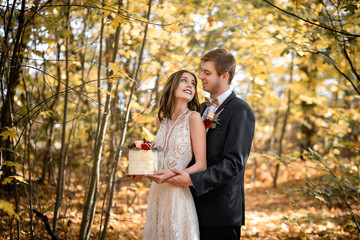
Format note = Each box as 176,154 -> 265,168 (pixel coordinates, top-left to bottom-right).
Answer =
199,61 -> 221,95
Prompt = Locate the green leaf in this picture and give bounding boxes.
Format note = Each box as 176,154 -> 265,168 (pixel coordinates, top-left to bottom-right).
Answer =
152,146 -> 163,152
119,146 -> 129,152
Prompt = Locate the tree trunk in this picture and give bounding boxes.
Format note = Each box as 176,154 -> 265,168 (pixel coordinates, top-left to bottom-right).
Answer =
152,69 -> 162,112
79,1 -> 123,238
273,51 -> 294,188
53,0 -> 70,232
0,0 -> 26,181
21,69 -> 35,238
299,56 -> 317,154
0,0 -> 16,102
100,0 -> 152,238
40,43 -> 61,184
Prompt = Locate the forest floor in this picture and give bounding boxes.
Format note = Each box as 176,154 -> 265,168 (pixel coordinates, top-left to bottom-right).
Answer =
1,158 -> 359,239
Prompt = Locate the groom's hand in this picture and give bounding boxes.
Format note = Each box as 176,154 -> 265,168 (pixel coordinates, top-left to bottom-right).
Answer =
166,169 -> 193,187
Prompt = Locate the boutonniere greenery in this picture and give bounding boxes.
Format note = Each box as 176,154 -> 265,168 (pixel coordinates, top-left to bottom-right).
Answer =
203,108 -> 224,133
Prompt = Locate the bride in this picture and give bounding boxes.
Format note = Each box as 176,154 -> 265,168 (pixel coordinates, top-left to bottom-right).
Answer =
131,69 -> 206,239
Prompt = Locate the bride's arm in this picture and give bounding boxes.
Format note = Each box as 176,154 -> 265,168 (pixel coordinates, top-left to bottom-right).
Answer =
150,112 -> 206,183
163,112 -> 206,186
183,111 -> 207,174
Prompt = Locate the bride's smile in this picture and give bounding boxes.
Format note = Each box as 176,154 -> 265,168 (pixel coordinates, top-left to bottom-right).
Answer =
175,72 -> 196,102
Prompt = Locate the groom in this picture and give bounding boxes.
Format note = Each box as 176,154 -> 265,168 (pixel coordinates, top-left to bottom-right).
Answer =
168,49 -> 255,239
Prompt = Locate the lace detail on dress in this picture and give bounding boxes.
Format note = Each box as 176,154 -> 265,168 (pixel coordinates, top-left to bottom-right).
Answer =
143,111 -> 199,240
154,110 -> 193,171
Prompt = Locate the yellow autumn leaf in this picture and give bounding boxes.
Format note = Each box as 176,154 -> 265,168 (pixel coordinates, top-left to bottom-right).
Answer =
32,50 -> 42,56
2,176 -> 28,185
108,62 -> 120,73
2,160 -> 23,170
118,49 -> 138,59
168,24 -> 182,32
102,6 -> 114,14
67,63 -> 77,71
106,90 -> 115,97
26,1 -> 35,7
108,63 -> 129,78
0,200 -> 18,219
39,110 -> 53,119
108,75 -> 119,83
110,15 -> 122,29
98,87 -> 115,97
333,149 -> 340,155
0,127 -> 19,141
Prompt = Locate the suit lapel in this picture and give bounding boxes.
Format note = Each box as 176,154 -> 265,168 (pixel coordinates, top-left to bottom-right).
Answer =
215,91 -> 236,114
200,102 -> 207,116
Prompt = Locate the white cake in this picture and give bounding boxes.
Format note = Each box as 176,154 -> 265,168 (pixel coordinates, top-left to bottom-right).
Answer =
128,149 -> 158,175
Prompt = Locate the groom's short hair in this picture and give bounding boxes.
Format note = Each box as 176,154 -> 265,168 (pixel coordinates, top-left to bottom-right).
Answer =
201,49 -> 236,84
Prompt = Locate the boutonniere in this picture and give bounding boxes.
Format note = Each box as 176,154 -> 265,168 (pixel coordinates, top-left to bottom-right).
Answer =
203,108 -> 224,133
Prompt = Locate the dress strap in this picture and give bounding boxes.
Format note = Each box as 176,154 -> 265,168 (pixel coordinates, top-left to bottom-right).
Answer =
184,110 -> 196,129
184,110 -> 193,122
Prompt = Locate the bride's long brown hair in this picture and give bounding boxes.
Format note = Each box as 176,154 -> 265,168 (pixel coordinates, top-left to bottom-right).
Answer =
158,70 -> 200,122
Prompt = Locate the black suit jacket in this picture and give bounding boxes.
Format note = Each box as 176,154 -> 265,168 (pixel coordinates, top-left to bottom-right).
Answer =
189,92 -> 255,227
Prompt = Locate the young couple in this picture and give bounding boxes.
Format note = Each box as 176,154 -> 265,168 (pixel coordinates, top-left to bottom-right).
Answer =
130,49 -> 255,240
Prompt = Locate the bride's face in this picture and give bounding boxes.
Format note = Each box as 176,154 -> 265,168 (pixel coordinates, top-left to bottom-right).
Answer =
174,72 -> 196,103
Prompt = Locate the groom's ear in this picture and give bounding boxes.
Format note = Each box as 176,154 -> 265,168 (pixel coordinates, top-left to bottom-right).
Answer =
220,72 -> 230,85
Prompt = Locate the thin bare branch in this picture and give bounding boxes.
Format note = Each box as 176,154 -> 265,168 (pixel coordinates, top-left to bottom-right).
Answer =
262,0 -> 360,38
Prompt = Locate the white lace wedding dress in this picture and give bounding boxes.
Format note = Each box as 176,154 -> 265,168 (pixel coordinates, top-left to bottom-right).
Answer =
143,110 -> 200,240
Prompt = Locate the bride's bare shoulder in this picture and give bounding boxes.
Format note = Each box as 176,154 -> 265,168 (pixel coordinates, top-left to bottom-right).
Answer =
189,111 -> 202,124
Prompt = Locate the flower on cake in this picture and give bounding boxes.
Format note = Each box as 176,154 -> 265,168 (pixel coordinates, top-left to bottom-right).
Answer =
120,139 -> 162,152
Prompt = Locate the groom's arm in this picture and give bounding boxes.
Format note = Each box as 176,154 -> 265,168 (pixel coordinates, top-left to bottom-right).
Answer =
166,169 -> 193,186
190,102 -> 255,196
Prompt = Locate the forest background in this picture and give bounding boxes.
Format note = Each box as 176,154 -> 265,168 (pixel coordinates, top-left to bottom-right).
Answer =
0,0 -> 359,239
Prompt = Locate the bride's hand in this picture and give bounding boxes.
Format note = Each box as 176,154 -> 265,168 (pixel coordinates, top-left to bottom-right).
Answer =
125,175 -> 145,182
148,170 -> 175,184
